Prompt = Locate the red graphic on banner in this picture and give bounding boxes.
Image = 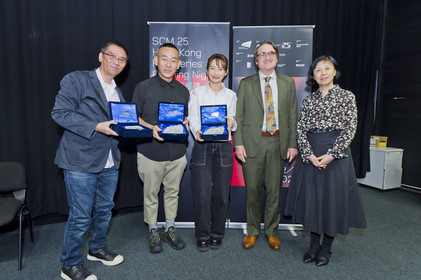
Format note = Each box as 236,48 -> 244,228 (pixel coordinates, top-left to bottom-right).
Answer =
231,139 -> 245,186
193,75 -> 209,89
174,75 -> 186,85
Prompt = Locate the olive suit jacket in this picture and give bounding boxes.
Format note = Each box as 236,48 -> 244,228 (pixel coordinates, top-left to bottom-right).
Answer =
233,72 -> 298,159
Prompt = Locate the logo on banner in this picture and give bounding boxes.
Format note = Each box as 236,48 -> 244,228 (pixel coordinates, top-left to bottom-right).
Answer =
295,59 -> 305,67
239,41 -> 252,49
296,40 -> 310,48
281,42 -> 292,49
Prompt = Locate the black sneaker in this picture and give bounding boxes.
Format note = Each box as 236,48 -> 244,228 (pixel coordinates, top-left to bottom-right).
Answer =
196,239 -> 209,252
209,237 -> 222,250
149,228 -> 163,253
161,226 -> 186,250
61,263 -> 97,280
87,248 -> 124,266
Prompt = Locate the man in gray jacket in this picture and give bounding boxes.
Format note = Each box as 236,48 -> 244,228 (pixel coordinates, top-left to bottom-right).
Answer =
52,40 -> 128,280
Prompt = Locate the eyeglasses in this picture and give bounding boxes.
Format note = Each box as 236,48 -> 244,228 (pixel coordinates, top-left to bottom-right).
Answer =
103,52 -> 127,64
257,51 -> 276,58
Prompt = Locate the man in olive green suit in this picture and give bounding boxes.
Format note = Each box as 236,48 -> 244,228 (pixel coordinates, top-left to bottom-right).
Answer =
234,40 -> 298,251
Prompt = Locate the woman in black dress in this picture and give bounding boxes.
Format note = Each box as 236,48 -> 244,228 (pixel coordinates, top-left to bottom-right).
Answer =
285,55 -> 366,266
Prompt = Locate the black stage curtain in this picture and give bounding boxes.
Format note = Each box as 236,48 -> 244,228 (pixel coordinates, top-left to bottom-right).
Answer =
377,0 -> 421,187
0,0 -> 383,221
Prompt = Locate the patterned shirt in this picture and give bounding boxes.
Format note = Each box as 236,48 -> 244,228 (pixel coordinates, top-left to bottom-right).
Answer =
297,85 -> 357,162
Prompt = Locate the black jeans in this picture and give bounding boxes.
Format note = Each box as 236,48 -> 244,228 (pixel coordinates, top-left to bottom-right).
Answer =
190,141 -> 233,241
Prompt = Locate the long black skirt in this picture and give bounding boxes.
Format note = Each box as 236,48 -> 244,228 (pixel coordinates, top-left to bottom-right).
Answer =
285,131 -> 367,236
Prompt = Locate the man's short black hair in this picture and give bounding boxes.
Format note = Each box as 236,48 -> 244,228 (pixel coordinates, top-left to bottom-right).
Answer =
100,40 -> 128,57
158,43 -> 179,54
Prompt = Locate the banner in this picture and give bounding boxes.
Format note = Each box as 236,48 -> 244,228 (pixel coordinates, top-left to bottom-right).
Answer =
148,22 -> 230,90
148,22 -> 230,222
230,26 -> 314,224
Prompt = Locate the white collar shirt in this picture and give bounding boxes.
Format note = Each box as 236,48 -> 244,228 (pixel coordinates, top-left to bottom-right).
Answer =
96,68 -> 120,168
188,83 -> 237,141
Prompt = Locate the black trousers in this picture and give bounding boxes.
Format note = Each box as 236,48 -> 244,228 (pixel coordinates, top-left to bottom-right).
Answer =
190,141 -> 233,241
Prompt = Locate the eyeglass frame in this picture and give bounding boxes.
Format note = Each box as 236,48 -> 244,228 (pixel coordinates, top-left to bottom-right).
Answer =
253,40 -> 280,63
102,52 -> 128,64
257,51 -> 277,58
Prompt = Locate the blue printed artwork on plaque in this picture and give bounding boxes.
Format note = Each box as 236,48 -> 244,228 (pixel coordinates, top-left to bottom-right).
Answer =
110,102 -> 138,123
158,102 -> 188,140
200,105 -> 228,141
158,103 -> 185,122
109,102 -> 152,138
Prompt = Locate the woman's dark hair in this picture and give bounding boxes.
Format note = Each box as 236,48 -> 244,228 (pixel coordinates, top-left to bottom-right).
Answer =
206,53 -> 228,72
306,55 -> 340,87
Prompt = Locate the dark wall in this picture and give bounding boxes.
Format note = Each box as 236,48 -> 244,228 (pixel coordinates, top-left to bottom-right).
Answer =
0,0 -> 384,220
378,0 -> 421,187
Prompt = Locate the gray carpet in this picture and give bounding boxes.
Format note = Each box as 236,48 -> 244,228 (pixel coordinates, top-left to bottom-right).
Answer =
1,185 -> 421,280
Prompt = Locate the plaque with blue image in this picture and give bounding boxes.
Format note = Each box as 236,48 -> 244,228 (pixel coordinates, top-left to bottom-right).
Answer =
200,105 -> 228,141
158,102 -> 188,141
109,102 -> 152,138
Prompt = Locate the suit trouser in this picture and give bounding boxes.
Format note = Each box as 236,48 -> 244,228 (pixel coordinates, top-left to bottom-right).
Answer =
137,153 -> 187,225
242,134 -> 285,236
